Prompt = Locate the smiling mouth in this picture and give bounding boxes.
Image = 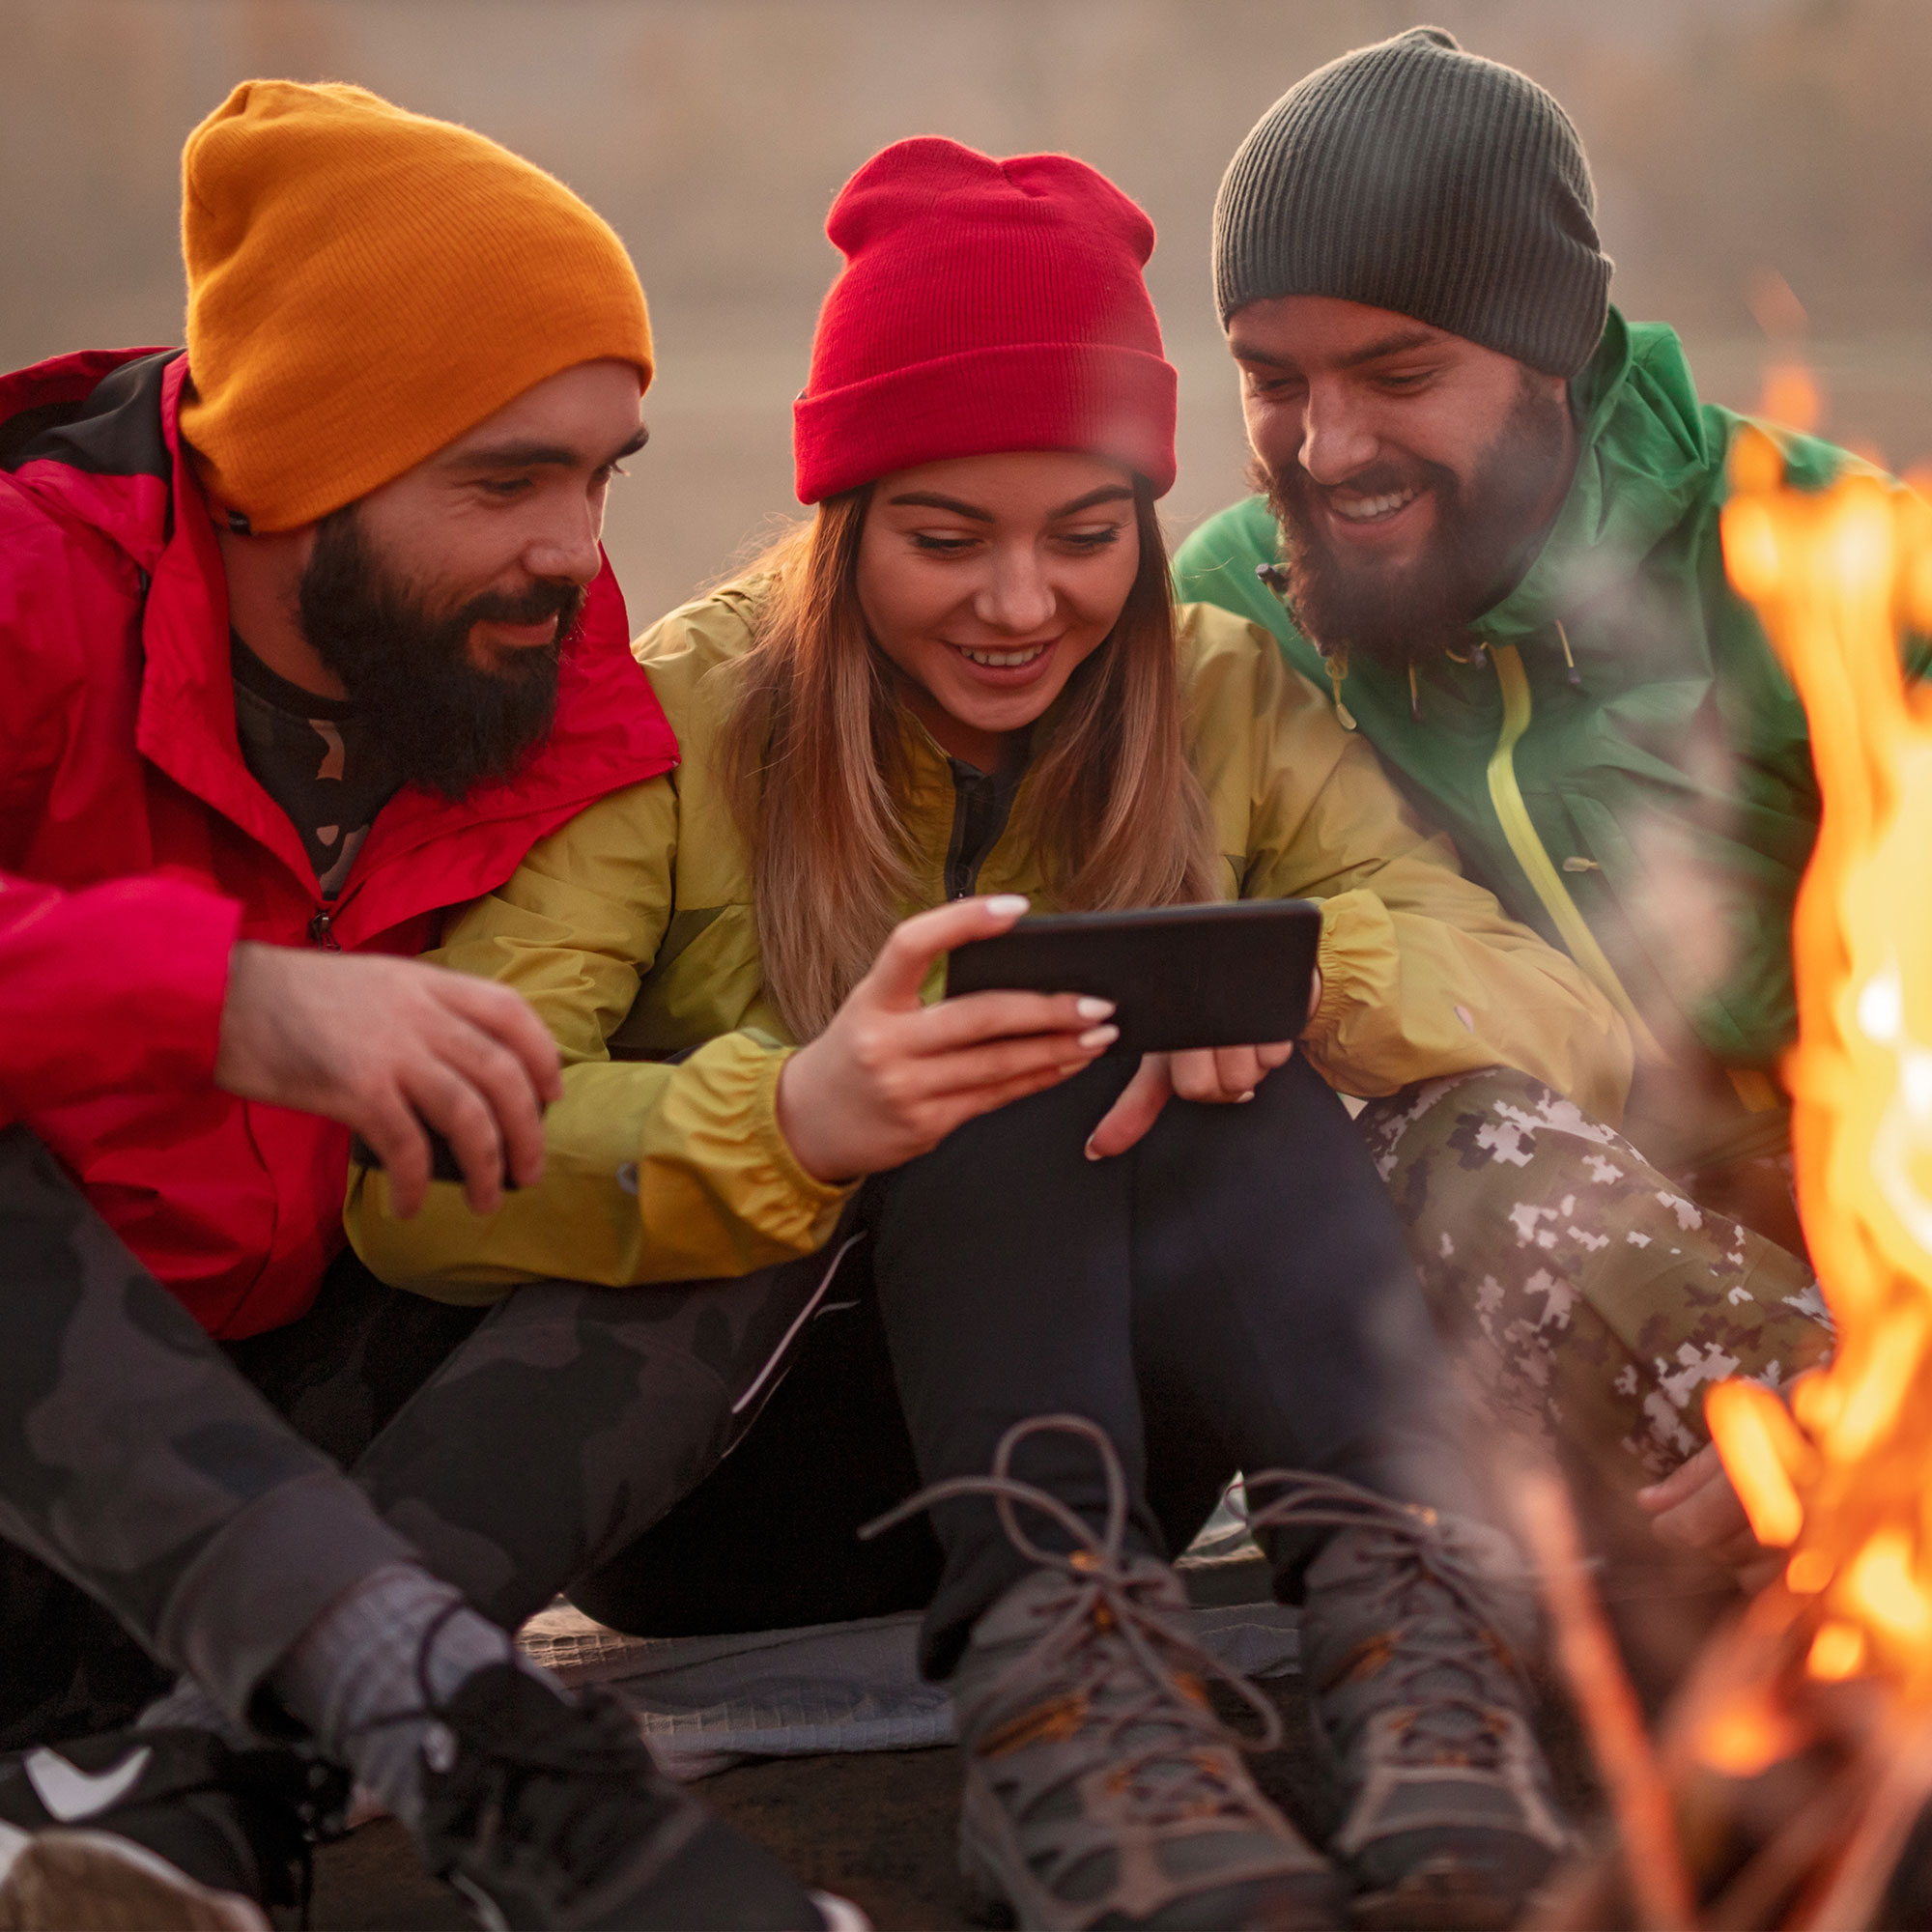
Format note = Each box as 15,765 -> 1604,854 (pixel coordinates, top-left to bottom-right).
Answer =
954,642 -> 1051,668
1328,486 -> 1421,524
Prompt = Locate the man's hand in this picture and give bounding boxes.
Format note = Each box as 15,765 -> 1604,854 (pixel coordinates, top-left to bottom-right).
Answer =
776,895 -> 1118,1184
1083,971 -> 1319,1160
1636,1440 -> 1784,1592
213,942 -> 564,1219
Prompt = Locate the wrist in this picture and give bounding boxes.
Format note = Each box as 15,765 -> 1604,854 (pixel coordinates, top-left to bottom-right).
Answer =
213,941 -> 266,1088
774,1044 -> 857,1187
774,1046 -> 829,1184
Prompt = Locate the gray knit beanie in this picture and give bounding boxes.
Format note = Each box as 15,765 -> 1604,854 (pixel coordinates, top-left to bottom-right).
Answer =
1213,26 -> 1610,377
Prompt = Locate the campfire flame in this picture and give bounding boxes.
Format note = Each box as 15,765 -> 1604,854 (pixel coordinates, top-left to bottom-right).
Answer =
1523,341 -> 1932,1931
1710,433 -> 1932,1708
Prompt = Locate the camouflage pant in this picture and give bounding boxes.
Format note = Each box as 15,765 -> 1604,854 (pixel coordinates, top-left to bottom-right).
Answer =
0,1123 -> 852,1734
1357,1068 -> 1833,1492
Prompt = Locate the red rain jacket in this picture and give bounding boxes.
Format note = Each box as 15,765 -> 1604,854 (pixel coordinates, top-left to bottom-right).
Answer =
0,869 -> 241,1128
0,347 -> 679,1338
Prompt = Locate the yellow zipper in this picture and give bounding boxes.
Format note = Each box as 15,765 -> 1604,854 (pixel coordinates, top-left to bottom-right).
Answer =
1484,642 -> 1667,1063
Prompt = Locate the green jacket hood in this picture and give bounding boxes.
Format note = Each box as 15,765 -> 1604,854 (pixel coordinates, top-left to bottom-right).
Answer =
1481,310 -> 1842,669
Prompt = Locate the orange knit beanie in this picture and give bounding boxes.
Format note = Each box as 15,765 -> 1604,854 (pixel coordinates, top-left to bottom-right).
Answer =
178,81 -> 652,531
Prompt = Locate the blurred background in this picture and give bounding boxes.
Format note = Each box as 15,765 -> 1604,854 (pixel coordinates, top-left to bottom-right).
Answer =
5,0 -> 1930,626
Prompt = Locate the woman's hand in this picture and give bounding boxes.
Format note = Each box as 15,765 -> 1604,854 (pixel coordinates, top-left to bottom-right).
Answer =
1083,971 -> 1319,1160
775,895 -> 1119,1183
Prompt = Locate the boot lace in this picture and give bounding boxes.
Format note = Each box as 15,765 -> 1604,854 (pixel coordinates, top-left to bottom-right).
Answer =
1240,1470 -> 1532,1768
862,1414 -> 1285,1830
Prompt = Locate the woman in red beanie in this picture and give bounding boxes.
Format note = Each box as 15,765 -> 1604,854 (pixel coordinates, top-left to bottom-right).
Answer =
354,139 -> 1617,1930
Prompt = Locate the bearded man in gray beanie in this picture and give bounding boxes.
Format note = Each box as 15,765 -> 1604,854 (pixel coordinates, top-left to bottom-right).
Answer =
1176,26 -> 1882,1605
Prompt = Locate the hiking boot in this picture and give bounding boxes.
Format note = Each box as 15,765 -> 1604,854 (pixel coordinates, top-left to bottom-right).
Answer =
1246,1475 -> 1570,1931
867,1415 -> 1343,1931
0,1724 -> 340,1931
417,1663 -> 866,1930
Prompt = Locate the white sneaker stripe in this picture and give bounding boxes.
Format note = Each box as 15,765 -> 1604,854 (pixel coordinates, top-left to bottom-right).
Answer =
22,1745 -> 152,1823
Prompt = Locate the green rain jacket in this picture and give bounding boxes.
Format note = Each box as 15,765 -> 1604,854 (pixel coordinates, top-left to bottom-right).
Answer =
1175,308 -> 1912,1170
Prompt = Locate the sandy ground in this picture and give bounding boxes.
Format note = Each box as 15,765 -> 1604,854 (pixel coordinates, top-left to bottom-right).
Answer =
305,1670 -> 1601,1931
300,1536 -> 1751,1929
297,1496 -> 1787,1930
298,1536 -> 1710,1929
310,1743 -> 974,1931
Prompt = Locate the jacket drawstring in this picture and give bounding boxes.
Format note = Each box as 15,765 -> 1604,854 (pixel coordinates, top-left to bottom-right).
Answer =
1555,620 -> 1582,689
1407,657 -> 1421,723
1322,645 -> 1358,731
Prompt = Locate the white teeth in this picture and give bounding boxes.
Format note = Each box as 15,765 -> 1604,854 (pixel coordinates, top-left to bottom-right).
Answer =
959,644 -> 1047,668
1331,488 -> 1418,522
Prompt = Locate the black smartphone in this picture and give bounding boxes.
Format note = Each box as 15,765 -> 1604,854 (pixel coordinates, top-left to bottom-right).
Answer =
348,1128 -> 519,1190
944,899 -> 1322,1057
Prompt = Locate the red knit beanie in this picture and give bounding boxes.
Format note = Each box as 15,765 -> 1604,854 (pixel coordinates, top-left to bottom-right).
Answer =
793,137 -> 1178,504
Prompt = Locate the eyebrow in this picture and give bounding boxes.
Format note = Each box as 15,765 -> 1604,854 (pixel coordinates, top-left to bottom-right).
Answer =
1228,327 -> 1442,373
1336,327 -> 1442,369
885,491 -> 994,522
884,483 -> 1135,522
1048,484 -> 1135,517
446,425 -> 649,472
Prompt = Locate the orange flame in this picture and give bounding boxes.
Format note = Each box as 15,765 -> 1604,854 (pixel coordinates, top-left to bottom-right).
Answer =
1808,1620 -> 1868,1681
1694,1690 -> 1806,1776
1704,1380 -> 1810,1547
1710,425 -> 1932,1698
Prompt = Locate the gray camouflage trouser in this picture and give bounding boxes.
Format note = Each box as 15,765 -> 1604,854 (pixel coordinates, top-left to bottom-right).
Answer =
0,1124 -> 850,1732
1357,1068 -> 1834,1493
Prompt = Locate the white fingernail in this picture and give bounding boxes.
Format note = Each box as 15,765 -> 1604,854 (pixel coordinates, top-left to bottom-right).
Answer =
1084,1138 -> 1103,1161
1237,1090 -> 1256,1102
986,895 -> 1029,916
1078,1024 -> 1120,1050
1076,997 -> 1116,1020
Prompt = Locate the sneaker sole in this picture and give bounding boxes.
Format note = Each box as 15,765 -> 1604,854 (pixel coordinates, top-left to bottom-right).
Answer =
0,1828 -> 268,1932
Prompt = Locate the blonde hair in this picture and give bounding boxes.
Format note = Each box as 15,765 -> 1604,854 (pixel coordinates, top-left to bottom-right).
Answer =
719,482 -> 1218,1038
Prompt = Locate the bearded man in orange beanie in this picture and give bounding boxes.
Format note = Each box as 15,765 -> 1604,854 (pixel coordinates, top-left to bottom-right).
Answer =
0,82 -> 853,1931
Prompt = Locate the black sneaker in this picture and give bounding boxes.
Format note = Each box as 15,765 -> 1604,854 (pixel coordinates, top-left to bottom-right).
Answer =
1244,1475 -> 1570,1931
416,1664 -> 866,1930
0,1725 -> 340,1931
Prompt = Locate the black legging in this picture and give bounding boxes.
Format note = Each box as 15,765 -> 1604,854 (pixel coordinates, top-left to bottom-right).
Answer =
579,1051 -> 1482,1677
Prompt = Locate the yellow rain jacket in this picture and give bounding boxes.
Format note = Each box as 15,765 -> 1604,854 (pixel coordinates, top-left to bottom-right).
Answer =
347,582 -> 1632,1300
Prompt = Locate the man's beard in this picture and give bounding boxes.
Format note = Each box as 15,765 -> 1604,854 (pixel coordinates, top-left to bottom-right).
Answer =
297,507 -> 581,802
1254,373 -> 1573,669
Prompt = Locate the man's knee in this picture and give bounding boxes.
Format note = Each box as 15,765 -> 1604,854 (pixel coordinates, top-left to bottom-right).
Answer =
349,1247 -> 859,1623
1355,1065 -> 1832,1477
1355,1067 -> 1605,1264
